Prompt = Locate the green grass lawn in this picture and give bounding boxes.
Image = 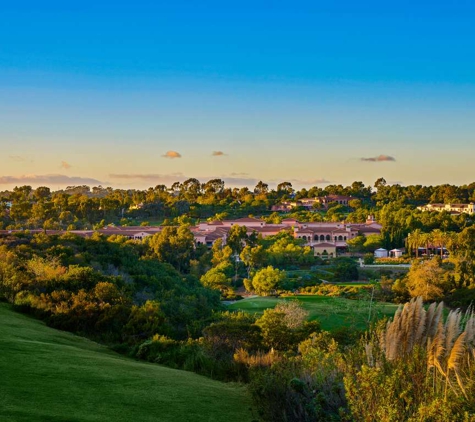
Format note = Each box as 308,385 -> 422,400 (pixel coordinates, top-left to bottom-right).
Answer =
228,295 -> 398,331
0,303 -> 254,422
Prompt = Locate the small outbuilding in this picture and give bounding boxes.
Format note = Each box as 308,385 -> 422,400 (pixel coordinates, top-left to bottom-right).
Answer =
374,248 -> 389,258
390,248 -> 403,258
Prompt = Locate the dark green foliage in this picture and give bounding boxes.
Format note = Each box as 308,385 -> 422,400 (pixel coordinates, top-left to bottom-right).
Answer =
333,257 -> 359,282
247,333 -> 349,422
255,306 -> 320,351
136,313 -> 261,382
247,363 -> 320,422
0,233 -> 221,343
203,316 -> 263,356
363,253 -> 375,265
2,181 -> 475,235
3,180 -> 475,422
147,226 -> 196,273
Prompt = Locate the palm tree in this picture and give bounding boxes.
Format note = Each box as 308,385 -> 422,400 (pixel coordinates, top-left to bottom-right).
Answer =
445,231 -> 457,257
421,232 -> 433,257
408,229 -> 423,258
431,229 -> 447,258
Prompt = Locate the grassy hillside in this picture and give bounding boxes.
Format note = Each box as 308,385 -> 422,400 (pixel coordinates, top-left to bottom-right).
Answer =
228,295 -> 398,331
0,303 -> 255,422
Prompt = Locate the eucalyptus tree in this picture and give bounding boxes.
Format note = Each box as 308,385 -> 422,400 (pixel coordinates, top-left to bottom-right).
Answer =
181,178 -> 202,201
254,181 -> 269,195
147,226 -> 196,273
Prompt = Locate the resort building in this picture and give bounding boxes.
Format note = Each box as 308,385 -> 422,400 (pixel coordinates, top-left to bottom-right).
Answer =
271,195 -> 355,212
417,203 -> 475,214
316,195 -> 354,208
312,242 -> 337,258
0,215 -> 382,256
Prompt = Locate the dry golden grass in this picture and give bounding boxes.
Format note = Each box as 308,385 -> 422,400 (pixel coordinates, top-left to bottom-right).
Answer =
370,297 -> 475,398
447,332 -> 467,397
234,347 -> 280,368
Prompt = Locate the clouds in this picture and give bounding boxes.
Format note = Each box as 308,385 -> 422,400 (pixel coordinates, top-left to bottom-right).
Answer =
108,173 -> 331,188
60,161 -> 72,169
285,178 -> 331,185
360,154 -> 396,162
160,150 -> 226,158
211,151 -> 226,156
162,151 -> 182,159
109,173 -> 184,183
9,155 -> 26,162
109,173 -> 258,187
268,177 -> 331,186
160,150 -> 227,158
221,177 -> 259,186
0,174 -> 105,186
110,174 -> 161,180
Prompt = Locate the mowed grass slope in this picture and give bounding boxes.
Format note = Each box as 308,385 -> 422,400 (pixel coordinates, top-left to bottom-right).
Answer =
228,295 -> 398,331
0,303 -> 254,422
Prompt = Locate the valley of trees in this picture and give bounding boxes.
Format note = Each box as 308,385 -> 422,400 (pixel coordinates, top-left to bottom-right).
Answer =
1,179 -> 475,421
2,179 -> 475,251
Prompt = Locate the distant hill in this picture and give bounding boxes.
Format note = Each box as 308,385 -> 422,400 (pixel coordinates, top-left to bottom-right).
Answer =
0,303 -> 254,422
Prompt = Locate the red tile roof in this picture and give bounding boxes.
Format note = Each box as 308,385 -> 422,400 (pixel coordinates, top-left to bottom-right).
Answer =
231,217 -> 264,223
313,242 -> 337,247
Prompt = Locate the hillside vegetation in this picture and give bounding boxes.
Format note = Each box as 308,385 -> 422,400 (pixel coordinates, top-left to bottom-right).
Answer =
228,295 -> 399,331
0,303 -> 254,422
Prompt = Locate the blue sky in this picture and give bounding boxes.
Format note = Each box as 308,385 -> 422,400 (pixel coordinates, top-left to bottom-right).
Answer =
1,1 -> 474,189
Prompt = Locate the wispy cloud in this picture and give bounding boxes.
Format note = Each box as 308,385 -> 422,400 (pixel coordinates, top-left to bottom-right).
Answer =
0,174 -> 105,186
212,151 -> 226,156
289,178 -> 331,185
162,151 -> 182,159
109,172 -> 332,188
109,173 -> 258,187
109,173 -> 332,188
60,161 -> 72,170
221,177 -> 259,186
110,173 -> 184,181
9,155 -> 26,162
360,154 -> 396,162
270,178 -> 331,185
